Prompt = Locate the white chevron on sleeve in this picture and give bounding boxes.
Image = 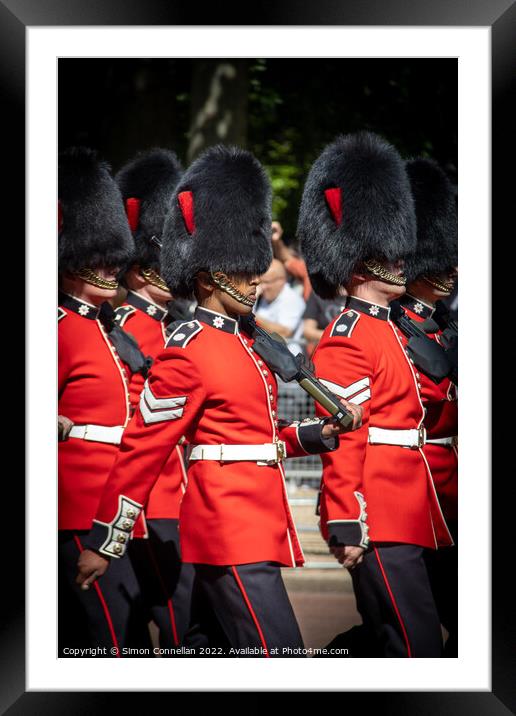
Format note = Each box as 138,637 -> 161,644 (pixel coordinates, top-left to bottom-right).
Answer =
320,377 -> 370,400
142,380 -> 186,409
139,381 -> 186,425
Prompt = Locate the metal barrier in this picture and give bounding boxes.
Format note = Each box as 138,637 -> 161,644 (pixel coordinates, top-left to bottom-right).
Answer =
277,381 -> 323,493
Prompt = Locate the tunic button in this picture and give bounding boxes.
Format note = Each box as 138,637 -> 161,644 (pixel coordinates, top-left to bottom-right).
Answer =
269,394 -> 274,402
272,410 -> 276,416
263,370 -> 268,376
113,544 -> 123,554
268,385 -> 273,392
258,360 -> 263,366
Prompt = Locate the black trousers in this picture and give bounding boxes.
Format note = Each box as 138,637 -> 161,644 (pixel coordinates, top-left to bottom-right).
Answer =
424,520 -> 458,657
350,543 -> 443,657
184,561 -> 305,657
58,531 -> 152,657
130,518 -> 195,650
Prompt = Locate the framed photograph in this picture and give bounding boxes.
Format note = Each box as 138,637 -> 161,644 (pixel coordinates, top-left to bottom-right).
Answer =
5,0 -> 510,710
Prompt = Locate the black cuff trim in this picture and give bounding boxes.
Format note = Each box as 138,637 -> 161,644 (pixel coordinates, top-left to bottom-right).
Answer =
298,421 -> 338,454
82,522 -> 112,556
328,521 -> 369,548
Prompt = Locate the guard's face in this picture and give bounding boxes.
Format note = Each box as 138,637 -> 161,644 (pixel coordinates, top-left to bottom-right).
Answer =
368,259 -> 406,299
145,281 -> 172,305
217,273 -> 260,316
420,267 -> 457,299
63,266 -> 120,305
86,267 -> 120,301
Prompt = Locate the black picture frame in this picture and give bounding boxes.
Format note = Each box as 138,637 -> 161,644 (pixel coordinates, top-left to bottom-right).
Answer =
7,0 -> 510,711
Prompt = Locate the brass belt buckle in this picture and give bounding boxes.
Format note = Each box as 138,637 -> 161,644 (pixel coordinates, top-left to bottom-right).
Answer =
276,440 -> 287,462
416,427 -> 426,449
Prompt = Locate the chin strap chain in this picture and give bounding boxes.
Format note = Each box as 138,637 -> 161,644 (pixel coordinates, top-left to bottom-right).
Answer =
363,259 -> 406,286
140,268 -> 170,292
210,271 -> 255,307
422,275 -> 455,293
76,268 -> 119,290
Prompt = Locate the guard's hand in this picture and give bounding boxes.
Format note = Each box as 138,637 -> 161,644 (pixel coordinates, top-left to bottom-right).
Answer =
58,415 -> 74,441
330,544 -> 365,570
321,400 -> 363,437
76,549 -> 110,590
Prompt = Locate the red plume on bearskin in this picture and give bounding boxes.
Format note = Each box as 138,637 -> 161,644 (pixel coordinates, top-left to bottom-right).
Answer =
177,191 -> 195,234
324,188 -> 342,225
125,198 -> 141,233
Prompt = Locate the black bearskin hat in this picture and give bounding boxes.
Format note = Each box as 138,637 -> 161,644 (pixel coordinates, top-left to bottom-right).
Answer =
160,145 -> 273,299
58,147 -> 134,274
297,132 -> 417,298
404,158 -> 458,282
115,148 -> 183,272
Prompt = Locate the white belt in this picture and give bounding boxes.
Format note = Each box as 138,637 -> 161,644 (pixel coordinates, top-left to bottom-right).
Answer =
69,424 -> 124,445
426,436 -> 457,447
189,442 -> 287,464
368,426 -> 426,449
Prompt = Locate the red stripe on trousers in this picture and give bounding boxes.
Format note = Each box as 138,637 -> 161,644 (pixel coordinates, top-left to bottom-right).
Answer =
145,540 -> 179,646
373,545 -> 413,658
73,534 -> 121,657
231,566 -> 270,657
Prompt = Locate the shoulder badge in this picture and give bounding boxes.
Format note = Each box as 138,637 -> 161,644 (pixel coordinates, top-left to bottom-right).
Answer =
329,309 -> 360,338
58,307 -> 67,322
114,305 -> 136,327
165,320 -> 203,349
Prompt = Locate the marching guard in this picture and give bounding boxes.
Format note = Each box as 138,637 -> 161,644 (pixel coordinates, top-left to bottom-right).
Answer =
114,148 -> 196,649
58,148 -> 152,655
76,145 -> 362,656
298,132 -> 453,657
398,157 -> 459,655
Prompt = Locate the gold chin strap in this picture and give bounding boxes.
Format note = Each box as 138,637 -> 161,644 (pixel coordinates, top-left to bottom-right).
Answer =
210,271 -> 255,307
76,268 -> 118,290
141,268 -> 170,292
422,275 -> 455,293
363,259 -> 406,286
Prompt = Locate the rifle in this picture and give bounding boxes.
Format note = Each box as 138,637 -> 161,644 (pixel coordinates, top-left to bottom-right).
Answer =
240,314 -> 354,429
99,302 -> 152,377
390,301 -> 454,385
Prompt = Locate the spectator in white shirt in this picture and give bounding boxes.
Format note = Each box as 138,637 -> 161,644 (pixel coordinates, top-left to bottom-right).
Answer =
255,259 -> 306,355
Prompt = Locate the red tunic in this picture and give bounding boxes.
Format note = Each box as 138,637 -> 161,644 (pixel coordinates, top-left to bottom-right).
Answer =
89,307 -> 337,566
313,296 -> 453,550
115,292 -> 187,519
398,295 -> 458,522
58,293 -> 146,536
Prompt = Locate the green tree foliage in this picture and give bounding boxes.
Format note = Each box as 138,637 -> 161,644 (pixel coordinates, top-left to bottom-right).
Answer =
59,58 -> 457,241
